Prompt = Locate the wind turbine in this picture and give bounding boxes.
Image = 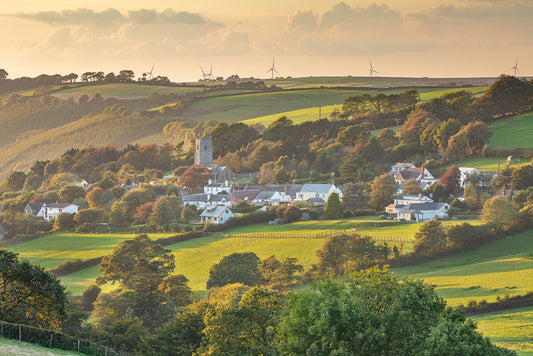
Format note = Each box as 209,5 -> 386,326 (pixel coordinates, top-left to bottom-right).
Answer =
267,57 -> 280,79
200,64 -> 214,81
512,57 -> 520,77
143,65 -> 154,80
369,59 -> 379,77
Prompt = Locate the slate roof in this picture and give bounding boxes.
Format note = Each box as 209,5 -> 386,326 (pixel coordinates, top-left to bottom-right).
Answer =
26,203 -> 44,214
183,194 -> 208,202
405,202 -> 448,211
200,206 -> 233,218
253,191 -> 276,201
229,189 -> 261,202
299,184 -> 334,194
44,203 -> 75,209
397,169 -> 421,181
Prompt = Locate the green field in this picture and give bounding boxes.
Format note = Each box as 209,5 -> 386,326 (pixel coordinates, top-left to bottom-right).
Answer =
443,156 -> 530,171
181,88 -> 404,123
263,76 -> 495,90
54,83 -> 205,99
9,231 -> 175,269
393,229 -> 533,307
473,306 -> 533,355
0,337 -> 84,356
488,112 -> 533,149
241,104 -> 341,126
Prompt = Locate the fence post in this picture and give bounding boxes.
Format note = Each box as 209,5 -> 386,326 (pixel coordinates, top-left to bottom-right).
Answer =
49,334 -> 53,348
19,325 -> 21,342
78,339 -> 80,352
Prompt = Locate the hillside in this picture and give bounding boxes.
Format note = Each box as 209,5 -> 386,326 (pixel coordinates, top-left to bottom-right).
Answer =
0,76 -> 494,179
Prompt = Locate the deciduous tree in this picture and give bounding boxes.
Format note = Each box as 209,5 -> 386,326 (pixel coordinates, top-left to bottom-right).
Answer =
206,252 -> 261,289
369,173 -> 396,210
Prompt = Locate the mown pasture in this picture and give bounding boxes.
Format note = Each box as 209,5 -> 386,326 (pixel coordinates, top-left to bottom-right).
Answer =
488,112 -> 533,149
239,86 -> 487,127
442,157 -> 530,171
54,83 -> 205,99
393,229 -> 533,307
0,337 -> 85,356
9,231 -> 175,269
181,88 -> 401,123
472,306 -> 533,355
20,217 -> 477,295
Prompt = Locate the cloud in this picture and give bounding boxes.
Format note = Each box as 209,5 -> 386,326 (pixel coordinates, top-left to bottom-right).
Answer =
9,8 -> 221,27
283,3 -> 414,55
13,8 -> 125,25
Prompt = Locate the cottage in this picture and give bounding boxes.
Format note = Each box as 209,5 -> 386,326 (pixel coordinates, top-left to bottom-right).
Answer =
251,191 -> 291,205
200,206 -> 235,225
37,203 -> 79,221
24,202 -> 44,216
296,184 -> 341,202
394,165 -> 438,190
393,194 -> 433,205
182,193 -> 231,209
229,189 -> 261,205
458,167 -> 480,188
204,179 -> 232,195
391,202 -> 450,222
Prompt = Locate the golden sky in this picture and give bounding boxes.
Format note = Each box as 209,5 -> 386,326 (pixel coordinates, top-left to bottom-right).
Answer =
0,1 -> 531,81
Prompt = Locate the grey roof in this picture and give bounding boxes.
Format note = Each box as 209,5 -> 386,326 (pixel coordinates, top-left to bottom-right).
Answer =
206,183 -> 223,187
253,191 -> 276,201
262,184 -> 302,197
397,169 -> 422,181
27,202 -> 44,210
394,194 -> 431,201
200,206 -> 234,218
44,203 -> 76,209
183,194 -> 208,202
229,189 -> 261,202
405,202 -> 448,211
299,184 -> 334,194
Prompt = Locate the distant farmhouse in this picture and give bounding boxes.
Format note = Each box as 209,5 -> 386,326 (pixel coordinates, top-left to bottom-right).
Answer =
385,194 -> 450,222
24,202 -> 79,221
390,163 -> 438,191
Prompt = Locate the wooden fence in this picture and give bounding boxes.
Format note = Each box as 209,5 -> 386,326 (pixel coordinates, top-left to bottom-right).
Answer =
0,320 -> 133,356
221,231 -> 411,243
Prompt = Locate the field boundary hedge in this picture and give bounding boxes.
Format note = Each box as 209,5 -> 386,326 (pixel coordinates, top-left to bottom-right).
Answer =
223,230 -> 410,243
0,320 -> 132,356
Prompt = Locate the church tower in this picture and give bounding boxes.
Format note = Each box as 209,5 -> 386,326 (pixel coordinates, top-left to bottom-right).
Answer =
194,136 -> 213,166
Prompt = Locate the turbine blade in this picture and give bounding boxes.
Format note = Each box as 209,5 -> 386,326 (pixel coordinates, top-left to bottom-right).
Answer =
274,69 -> 280,76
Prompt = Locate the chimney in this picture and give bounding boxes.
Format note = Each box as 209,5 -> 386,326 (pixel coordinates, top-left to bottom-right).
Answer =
420,164 -> 425,178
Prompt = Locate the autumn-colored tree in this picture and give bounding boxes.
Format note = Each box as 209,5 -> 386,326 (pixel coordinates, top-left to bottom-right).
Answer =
402,179 -> 423,195
414,219 -> 447,256
180,164 -> 211,189
259,255 -> 303,291
133,202 -> 154,224
482,196 -> 521,229
439,165 -> 461,194
369,173 -> 397,210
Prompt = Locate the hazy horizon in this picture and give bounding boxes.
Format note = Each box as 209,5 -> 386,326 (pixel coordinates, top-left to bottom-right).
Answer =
1,0 -> 531,82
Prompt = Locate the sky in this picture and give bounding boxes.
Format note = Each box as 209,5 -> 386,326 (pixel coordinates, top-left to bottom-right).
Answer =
0,0 -> 531,82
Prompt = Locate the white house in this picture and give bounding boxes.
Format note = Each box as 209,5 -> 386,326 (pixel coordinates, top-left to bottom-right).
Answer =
394,166 -> 438,190
393,194 -> 433,205
390,162 -> 416,176
24,202 -> 44,216
200,206 -> 235,225
37,203 -> 79,221
392,202 -> 450,222
203,179 -> 232,195
296,184 -> 341,202
182,193 -> 231,209
251,191 -> 291,205
459,167 -> 480,188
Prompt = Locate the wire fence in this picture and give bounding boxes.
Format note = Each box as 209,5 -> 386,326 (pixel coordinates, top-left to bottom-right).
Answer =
0,320 -> 133,356
221,231 -> 411,243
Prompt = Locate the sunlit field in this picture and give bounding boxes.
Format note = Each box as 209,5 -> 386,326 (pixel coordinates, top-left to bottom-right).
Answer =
473,306 -> 533,355
488,112 -> 533,149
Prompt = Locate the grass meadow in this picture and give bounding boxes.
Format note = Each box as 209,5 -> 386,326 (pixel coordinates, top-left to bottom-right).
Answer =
0,337 -> 85,356
472,306 -> 533,355
488,112 -> 533,149
9,232 -> 175,269
54,83 -> 205,99
442,156 -> 530,171
393,229 -> 533,307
